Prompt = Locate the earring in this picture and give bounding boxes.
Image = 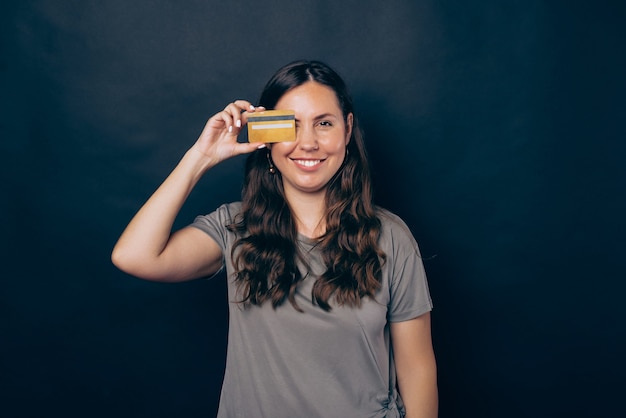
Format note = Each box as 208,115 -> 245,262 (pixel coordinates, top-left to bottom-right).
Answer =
266,150 -> 275,174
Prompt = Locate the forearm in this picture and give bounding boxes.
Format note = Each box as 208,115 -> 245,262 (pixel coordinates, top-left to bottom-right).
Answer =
398,367 -> 438,418
111,147 -> 216,271
391,314 -> 438,418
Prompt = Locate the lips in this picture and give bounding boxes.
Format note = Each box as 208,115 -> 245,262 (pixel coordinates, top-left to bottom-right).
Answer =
291,159 -> 324,168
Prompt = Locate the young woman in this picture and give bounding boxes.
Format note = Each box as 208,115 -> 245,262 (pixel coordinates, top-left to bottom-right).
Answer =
112,60 -> 437,418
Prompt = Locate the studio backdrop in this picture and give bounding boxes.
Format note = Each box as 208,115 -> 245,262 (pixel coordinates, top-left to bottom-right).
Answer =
2,1 -> 624,417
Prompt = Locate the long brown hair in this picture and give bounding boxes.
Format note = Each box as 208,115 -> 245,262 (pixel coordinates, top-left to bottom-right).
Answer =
228,60 -> 385,311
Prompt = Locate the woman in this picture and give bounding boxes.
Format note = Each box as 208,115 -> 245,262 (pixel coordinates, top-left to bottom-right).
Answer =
112,60 -> 437,418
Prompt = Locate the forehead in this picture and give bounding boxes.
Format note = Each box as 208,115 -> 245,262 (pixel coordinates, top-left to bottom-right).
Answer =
275,82 -> 342,116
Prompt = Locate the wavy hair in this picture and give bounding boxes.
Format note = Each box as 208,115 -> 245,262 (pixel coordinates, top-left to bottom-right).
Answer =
228,60 -> 385,311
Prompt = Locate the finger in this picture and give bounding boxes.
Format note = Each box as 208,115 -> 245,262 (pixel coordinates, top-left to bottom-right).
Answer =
233,99 -> 254,112
217,109 -> 234,133
232,100 -> 256,130
241,105 -> 267,126
205,109 -> 230,132
224,102 -> 252,133
248,105 -> 266,113
234,141 -> 267,156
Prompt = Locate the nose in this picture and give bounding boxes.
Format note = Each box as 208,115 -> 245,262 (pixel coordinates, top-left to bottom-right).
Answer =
296,125 -> 319,151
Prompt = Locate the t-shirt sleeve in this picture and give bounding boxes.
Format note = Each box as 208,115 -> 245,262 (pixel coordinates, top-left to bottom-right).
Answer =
189,201 -> 242,255
383,212 -> 433,322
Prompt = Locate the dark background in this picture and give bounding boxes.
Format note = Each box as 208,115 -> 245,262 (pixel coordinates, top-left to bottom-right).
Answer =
2,1 -> 624,417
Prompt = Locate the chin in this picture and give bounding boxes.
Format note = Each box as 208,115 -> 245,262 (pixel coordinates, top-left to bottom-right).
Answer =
292,182 -> 328,194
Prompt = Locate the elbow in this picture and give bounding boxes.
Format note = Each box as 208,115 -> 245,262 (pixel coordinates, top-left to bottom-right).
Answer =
111,244 -> 130,273
111,245 -> 175,282
111,243 -> 144,277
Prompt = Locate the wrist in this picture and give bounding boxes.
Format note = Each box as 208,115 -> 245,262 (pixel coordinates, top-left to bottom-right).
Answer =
178,147 -> 218,184
187,144 -> 219,169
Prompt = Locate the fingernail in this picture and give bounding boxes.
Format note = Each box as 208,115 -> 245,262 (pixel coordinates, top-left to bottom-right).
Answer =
228,126 -> 233,133
249,105 -> 255,110
257,144 -> 266,149
236,119 -> 241,128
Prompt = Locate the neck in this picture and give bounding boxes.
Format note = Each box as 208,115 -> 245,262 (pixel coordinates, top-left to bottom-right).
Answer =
284,188 -> 327,238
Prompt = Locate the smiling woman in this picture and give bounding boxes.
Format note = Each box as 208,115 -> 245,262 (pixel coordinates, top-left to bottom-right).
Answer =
111,60 -> 437,418
270,81 -> 353,202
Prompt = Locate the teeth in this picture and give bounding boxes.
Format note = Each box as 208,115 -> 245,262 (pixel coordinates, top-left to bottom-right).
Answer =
294,160 -> 321,167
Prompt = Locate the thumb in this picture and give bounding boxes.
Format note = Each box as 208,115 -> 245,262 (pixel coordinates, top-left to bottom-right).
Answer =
235,141 -> 267,156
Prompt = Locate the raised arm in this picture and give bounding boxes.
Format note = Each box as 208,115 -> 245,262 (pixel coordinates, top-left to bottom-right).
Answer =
111,101 -> 264,282
391,312 -> 438,418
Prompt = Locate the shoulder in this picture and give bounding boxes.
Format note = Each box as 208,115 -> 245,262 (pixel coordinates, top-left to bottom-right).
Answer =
190,201 -> 243,237
375,207 -> 416,239
375,207 -> 421,255
195,201 -> 243,223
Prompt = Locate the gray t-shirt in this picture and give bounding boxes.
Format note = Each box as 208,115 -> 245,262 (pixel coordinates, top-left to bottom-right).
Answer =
191,202 -> 432,418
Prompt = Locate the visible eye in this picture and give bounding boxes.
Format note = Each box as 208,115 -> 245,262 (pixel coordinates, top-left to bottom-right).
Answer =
318,120 -> 333,127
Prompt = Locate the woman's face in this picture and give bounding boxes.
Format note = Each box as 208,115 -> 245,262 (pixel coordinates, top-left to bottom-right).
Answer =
270,81 -> 352,198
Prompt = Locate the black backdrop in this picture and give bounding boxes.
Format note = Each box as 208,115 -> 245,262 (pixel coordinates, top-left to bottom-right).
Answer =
2,1 -> 624,417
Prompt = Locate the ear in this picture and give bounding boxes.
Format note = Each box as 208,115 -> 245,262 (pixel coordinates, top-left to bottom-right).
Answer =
345,113 -> 353,145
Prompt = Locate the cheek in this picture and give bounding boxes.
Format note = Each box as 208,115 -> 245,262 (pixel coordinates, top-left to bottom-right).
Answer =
319,133 -> 349,151
270,142 -> 297,158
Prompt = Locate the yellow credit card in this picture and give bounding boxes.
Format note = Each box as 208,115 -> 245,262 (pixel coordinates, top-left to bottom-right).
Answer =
247,110 -> 296,143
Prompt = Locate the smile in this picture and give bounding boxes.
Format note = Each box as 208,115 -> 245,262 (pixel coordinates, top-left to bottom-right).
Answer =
292,159 -> 323,167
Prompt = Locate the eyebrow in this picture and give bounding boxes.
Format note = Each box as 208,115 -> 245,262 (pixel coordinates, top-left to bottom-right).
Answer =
294,113 -> 339,122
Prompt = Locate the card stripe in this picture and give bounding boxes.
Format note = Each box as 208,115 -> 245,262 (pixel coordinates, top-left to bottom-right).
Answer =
250,123 -> 294,130
248,115 -> 295,122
